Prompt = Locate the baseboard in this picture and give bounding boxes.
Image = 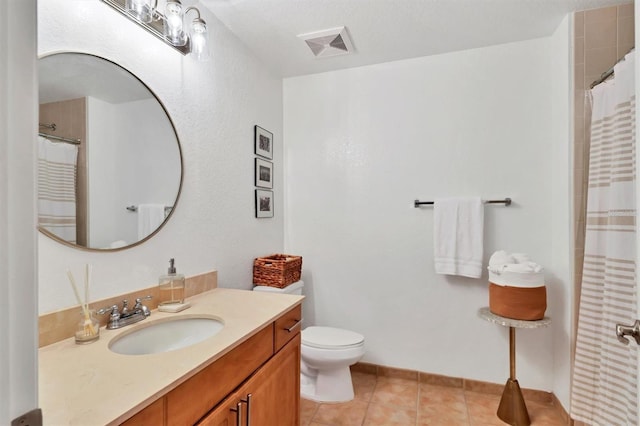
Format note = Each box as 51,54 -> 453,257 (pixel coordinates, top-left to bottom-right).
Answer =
352,361 -> 568,413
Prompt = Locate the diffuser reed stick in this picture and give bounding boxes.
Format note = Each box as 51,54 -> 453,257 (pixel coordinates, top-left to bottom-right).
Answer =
67,268 -> 97,337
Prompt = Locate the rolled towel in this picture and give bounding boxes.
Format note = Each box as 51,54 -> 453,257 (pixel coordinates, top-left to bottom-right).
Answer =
488,250 -> 516,267
512,253 -> 531,263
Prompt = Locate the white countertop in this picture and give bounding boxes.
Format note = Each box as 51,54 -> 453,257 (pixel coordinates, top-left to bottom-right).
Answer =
39,288 -> 303,426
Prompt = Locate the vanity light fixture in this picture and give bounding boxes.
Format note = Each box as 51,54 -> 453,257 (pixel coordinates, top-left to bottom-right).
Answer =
102,0 -> 209,59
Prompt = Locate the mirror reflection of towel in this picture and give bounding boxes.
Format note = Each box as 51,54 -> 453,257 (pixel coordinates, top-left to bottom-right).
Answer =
37,136 -> 79,243
137,204 -> 165,240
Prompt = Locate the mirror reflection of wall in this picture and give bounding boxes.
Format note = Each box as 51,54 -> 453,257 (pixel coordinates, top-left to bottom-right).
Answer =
38,53 -> 182,250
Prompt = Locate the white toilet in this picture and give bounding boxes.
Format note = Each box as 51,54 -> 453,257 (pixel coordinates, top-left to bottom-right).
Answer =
253,281 -> 365,403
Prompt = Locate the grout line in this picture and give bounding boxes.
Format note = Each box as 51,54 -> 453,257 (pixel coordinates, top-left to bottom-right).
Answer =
415,380 -> 420,426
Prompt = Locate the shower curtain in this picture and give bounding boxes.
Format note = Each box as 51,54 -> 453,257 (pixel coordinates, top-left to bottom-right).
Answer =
571,51 -> 638,425
37,136 -> 79,243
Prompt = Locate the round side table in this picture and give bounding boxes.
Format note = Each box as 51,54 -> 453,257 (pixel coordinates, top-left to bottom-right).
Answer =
478,307 -> 551,426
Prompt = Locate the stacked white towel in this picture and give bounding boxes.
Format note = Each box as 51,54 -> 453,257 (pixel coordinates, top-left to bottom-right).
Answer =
433,197 -> 484,278
487,250 -> 544,288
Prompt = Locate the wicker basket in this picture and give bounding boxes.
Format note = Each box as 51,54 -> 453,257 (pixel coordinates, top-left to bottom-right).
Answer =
253,254 -> 302,288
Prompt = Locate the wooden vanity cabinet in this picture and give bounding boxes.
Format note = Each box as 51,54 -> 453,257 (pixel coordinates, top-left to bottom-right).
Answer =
197,334 -> 301,426
119,303 -> 302,426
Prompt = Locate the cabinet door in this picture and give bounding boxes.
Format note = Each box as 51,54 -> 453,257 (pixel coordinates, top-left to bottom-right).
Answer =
197,396 -> 241,426
241,334 -> 301,426
167,326 -> 273,425
200,335 -> 301,426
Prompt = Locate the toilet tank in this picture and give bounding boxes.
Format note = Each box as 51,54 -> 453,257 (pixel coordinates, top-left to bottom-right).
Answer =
253,280 -> 304,295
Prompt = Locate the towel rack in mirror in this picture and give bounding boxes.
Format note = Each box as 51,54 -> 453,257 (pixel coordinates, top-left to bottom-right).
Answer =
126,205 -> 174,213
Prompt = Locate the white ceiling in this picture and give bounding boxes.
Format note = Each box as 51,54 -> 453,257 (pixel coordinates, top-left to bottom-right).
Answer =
200,0 -> 632,78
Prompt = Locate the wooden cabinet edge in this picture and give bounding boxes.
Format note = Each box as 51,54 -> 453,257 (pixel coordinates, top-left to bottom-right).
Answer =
120,398 -> 165,426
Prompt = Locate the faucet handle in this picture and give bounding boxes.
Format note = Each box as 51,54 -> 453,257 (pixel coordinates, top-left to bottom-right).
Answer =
97,304 -> 120,317
134,296 -> 153,317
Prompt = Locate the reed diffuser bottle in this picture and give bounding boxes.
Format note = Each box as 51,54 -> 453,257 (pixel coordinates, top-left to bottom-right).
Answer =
158,258 -> 187,312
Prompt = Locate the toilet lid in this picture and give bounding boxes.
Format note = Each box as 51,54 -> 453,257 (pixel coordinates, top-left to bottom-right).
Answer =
302,326 -> 364,349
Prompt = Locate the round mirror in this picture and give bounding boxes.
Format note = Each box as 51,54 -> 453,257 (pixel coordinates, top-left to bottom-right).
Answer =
37,52 -> 183,251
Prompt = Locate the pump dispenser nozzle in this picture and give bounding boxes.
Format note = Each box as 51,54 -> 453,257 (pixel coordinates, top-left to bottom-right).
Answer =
158,258 -> 187,311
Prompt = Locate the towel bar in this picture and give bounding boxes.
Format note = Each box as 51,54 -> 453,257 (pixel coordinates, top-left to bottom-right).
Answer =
126,205 -> 173,213
414,198 -> 512,208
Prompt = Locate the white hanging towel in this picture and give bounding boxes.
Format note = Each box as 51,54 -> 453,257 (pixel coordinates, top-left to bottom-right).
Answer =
433,197 -> 484,278
137,204 -> 166,240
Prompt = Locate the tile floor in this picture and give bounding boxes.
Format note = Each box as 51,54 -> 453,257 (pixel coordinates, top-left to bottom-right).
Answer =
300,372 -> 566,426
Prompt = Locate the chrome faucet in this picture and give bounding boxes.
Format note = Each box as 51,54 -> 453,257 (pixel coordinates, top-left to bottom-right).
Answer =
98,296 -> 152,330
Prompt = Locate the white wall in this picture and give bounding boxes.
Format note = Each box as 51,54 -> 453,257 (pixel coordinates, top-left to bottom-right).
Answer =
87,96 -> 180,248
549,16 -> 573,410
0,0 -> 39,422
38,0 -> 284,313
284,35 -> 571,390
86,96 -> 118,247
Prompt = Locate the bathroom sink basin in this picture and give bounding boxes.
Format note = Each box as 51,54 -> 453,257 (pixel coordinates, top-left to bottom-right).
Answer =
109,316 -> 224,355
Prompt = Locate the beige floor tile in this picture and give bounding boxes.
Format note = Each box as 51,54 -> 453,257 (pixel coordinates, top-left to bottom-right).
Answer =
352,371 -> 377,402
465,391 -> 502,425
420,384 -> 467,407
419,384 -> 469,425
527,401 -> 566,426
363,403 -> 418,426
301,398 -> 320,426
311,400 -> 369,426
370,377 -> 419,409
469,413 -> 508,426
418,413 -> 471,426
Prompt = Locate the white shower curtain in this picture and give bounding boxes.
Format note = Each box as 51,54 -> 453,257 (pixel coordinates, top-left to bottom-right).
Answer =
37,136 -> 78,243
571,51 -> 638,425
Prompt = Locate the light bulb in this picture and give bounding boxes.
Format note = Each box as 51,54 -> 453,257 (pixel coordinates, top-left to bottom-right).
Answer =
164,1 -> 187,46
190,19 -> 209,61
125,0 -> 153,23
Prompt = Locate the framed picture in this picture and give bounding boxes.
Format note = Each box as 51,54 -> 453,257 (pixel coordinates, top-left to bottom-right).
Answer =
254,125 -> 273,159
255,189 -> 274,218
255,158 -> 273,189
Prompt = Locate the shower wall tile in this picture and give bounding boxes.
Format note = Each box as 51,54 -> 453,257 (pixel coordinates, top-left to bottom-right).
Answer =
617,3 -> 634,17
618,15 -> 635,58
575,37 -> 585,65
584,7 -> 617,49
574,11 -> 584,38
574,63 -> 585,90
585,46 -> 617,79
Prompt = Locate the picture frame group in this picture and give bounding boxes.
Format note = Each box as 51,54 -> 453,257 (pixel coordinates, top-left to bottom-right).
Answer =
254,125 -> 273,218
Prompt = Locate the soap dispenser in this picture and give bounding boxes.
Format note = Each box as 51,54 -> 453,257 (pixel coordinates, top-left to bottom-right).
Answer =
158,258 -> 189,312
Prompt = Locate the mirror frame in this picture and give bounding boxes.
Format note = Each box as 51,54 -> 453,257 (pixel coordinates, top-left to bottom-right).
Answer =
38,51 -> 184,252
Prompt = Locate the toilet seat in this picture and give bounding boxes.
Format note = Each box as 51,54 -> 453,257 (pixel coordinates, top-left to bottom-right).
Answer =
302,326 -> 364,350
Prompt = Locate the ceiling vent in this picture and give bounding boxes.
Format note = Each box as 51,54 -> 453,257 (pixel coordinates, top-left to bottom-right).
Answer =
298,27 -> 354,58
